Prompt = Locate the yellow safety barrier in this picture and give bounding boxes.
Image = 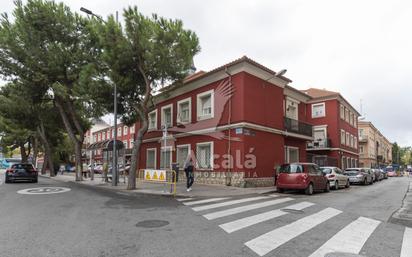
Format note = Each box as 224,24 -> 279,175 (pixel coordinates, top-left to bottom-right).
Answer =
137,169 -> 177,196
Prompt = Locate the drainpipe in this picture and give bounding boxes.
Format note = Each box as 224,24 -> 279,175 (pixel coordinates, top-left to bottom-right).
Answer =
225,67 -> 233,186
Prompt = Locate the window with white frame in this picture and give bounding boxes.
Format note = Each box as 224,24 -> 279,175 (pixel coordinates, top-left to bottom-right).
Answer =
285,97 -> 299,120
161,104 -> 173,128
347,157 -> 351,168
354,137 -> 358,149
111,129 -> 114,138
98,133 -> 101,141
196,142 -> 213,169
129,139 -> 133,149
123,140 -> 128,149
102,132 -> 106,140
123,126 -> 128,135
146,148 -> 156,169
345,108 -> 350,122
340,105 -> 345,119
342,156 -> 346,169
117,127 -> 122,137
350,135 -> 354,148
160,146 -> 172,169
93,134 -> 97,143
176,144 -> 190,170
107,130 -> 111,139
311,103 -> 325,118
285,146 -> 299,163
346,132 -> 350,146
349,112 -> 353,126
360,145 -> 364,153
148,110 -> 158,130
341,130 -> 346,145
197,90 -> 214,120
313,126 -> 327,147
177,98 -> 191,124
130,125 -> 135,134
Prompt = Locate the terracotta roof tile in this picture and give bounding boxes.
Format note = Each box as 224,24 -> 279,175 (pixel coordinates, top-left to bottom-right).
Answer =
300,88 -> 339,98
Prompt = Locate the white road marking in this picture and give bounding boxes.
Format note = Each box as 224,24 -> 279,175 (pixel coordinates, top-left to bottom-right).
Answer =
203,197 -> 294,220
219,201 -> 314,233
192,195 -> 277,212
17,187 -> 71,195
244,207 -> 342,256
182,197 -> 230,206
401,227 -> 412,257
176,197 -> 194,202
308,216 -> 381,257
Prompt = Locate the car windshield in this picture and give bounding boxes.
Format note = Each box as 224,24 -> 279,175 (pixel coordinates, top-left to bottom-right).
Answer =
345,169 -> 360,175
320,168 -> 332,174
11,164 -> 33,171
279,164 -> 303,173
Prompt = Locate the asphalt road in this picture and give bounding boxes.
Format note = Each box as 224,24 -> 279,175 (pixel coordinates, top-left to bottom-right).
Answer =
0,173 -> 411,257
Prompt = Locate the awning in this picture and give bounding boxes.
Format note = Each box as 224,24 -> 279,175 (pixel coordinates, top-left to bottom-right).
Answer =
86,139 -> 124,151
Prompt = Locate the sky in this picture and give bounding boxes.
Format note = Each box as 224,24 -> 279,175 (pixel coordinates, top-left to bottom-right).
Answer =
1,0 -> 412,145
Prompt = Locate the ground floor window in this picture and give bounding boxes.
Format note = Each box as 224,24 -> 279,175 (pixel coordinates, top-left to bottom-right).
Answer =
176,144 -> 190,170
196,142 -> 213,169
346,157 -> 351,168
342,156 -> 346,170
285,146 -> 299,163
160,147 -> 172,169
146,148 -> 156,169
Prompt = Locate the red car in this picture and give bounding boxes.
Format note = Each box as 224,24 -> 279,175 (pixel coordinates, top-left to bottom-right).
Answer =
276,163 -> 330,195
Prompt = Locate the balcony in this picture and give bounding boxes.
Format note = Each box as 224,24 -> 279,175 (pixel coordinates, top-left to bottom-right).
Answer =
307,138 -> 332,149
359,136 -> 368,143
284,117 -> 313,137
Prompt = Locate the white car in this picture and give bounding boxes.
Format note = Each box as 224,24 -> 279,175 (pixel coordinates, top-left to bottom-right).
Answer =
320,166 -> 350,190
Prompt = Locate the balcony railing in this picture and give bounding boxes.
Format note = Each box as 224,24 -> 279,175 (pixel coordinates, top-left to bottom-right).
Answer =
359,136 -> 368,142
284,117 -> 313,137
307,138 -> 332,149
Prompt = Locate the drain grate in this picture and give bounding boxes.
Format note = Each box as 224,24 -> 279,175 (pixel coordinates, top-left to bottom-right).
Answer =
281,209 -> 305,214
135,220 -> 169,228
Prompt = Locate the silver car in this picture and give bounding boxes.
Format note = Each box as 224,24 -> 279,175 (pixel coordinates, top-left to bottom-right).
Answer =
344,168 -> 373,185
320,166 -> 350,190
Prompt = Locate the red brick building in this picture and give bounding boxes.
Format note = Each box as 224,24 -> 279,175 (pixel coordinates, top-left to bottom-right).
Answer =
138,56 -> 313,187
302,88 -> 360,169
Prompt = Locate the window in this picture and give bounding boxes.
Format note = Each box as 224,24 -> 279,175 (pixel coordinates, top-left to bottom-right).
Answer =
160,146 -> 172,169
349,112 -> 353,126
176,144 -> 190,170
340,105 -> 345,120
130,125 -> 135,134
123,126 -> 128,135
311,103 -> 325,118
177,98 -> 191,124
347,157 -> 351,169
111,129 -> 114,138
346,132 -> 350,146
197,90 -> 214,120
360,146 -> 364,153
161,104 -> 173,128
146,148 -> 156,169
354,137 -> 358,149
123,140 -> 128,149
102,132 -> 106,140
350,135 -> 354,148
148,110 -> 158,130
345,108 -> 350,122
98,133 -> 101,141
107,130 -> 111,139
118,127 -> 122,137
341,130 -> 346,145
285,97 -> 299,120
285,146 -> 299,163
313,126 -> 327,147
196,142 -> 213,169
129,139 -> 133,149
93,134 -> 97,143
342,156 -> 346,169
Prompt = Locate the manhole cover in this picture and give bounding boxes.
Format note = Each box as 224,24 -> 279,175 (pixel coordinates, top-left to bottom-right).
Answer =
281,209 -> 305,214
136,220 -> 169,228
17,187 -> 71,195
325,253 -> 365,257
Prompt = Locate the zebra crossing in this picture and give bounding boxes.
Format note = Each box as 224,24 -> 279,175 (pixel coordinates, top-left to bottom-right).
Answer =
177,194 -> 412,257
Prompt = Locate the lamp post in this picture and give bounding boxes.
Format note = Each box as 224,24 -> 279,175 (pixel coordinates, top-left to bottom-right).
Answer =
80,7 -> 119,186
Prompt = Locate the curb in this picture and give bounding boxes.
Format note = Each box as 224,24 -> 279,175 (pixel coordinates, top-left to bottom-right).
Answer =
389,181 -> 412,227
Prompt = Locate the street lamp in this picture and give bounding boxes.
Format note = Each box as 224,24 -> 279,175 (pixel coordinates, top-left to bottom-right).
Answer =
80,7 -> 119,186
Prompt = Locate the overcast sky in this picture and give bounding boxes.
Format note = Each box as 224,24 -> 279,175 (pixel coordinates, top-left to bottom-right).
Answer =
2,0 -> 411,145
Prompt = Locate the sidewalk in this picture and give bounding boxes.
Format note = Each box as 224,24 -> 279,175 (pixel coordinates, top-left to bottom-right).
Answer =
40,172 -> 276,198
390,180 -> 412,227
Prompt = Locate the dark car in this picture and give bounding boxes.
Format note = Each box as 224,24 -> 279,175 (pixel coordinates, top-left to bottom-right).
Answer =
4,163 -> 38,183
276,163 -> 330,195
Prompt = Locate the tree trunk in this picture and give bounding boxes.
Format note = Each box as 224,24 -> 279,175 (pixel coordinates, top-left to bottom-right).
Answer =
37,124 -> 55,177
41,153 -> 48,175
33,137 -> 38,167
55,99 -> 83,181
20,142 -> 28,163
128,109 -> 149,190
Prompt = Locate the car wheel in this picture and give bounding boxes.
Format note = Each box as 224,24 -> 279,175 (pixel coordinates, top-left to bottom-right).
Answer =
305,183 -> 314,195
363,178 -> 367,185
277,188 -> 284,193
33,178 -> 38,183
4,177 -> 10,184
333,180 -> 339,190
345,179 -> 350,188
325,182 -> 330,193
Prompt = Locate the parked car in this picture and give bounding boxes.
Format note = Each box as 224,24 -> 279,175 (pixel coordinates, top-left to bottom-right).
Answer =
344,168 -> 373,185
372,169 -> 382,181
276,163 -> 330,195
1,158 -> 22,169
4,163 -> 38,183
320,166 -> 350,190
387,170 -> 397,177
380,169 -> 388,179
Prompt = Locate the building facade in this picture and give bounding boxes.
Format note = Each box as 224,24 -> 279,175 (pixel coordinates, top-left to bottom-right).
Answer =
358,121 -> 392,168
302,88 -> 360,169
